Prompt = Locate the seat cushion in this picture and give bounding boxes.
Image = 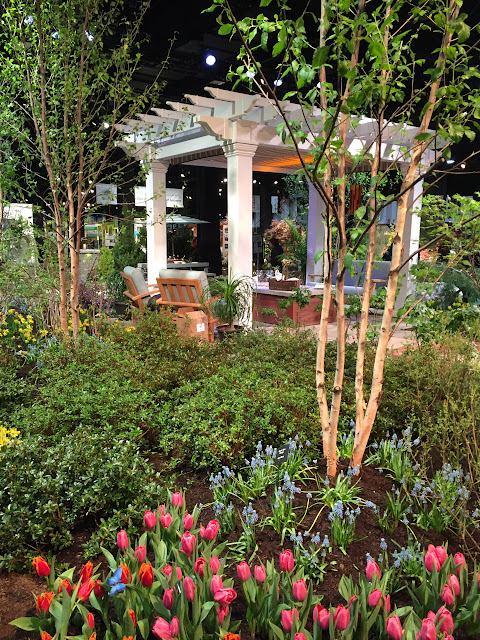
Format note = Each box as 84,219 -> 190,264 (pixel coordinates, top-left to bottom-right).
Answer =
124,266 -> 148,295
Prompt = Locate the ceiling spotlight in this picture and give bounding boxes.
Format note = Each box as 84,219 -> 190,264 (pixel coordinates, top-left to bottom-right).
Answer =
316,81 -> 322,89
253,179 -> 257,184
273,79 -> 283,87
446,159 -> 455,164
223,178 -> 228,182
460,163 -> 466,169
180,173 -> 185,177
205,54 -> 216,66
274,180 -> 278,185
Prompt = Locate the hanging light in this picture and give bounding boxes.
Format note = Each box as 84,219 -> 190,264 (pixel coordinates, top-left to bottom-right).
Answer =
205,53 -> 216,66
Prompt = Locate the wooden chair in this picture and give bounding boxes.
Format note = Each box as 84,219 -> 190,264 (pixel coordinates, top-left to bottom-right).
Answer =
155,275 -> 219,343
121,267 -> 161,319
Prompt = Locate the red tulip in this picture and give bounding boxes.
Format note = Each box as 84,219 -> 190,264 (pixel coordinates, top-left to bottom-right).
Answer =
134,545 -> 146,563
292,579 -> 308,602
368,588 -> 382,607
93,579 -> 105,598
366,560 -> 381,581
441,585 -> 454,606
295,634 -> 307,640
454,552 -> 466,574
144,510 -> 157,529
163,588 -> 174,610
184,576 -> 195,601
119,563 -> 131,585
160,513 -> 173,529
217,605 -> 229,625
279,549 -> 294,572
41,632 -> 53,640
80,561 -> 93,583
152,617 -> 174,640
254,565 -> 266,583
162,564 -> 172,577
171,617 -> 179,637
428,607 -> 454,635
36,592 -> 54,614
184,512 -> 193,529
213,588 -> 237,606
194,557 -> 206,577
199,519 -> 220,540
171,492 -> 183,508
313,604 -> 330,630
117,529 -> 129,551
210,574 -> 224,595
448,573 -> 461,596
386,615 -> 403,640
57,579 -> 72,596
176,566 -> 182,581
129,609 -> 136,627
210,556 -> 221,574
420,618 -> 436,640
77,579 -> 94,602
237,561 -> 251,582
33,556 -> 51,578
333,604 -> 350,631
139,562 -> 154,587
281,608 -> 299,632
87,612 -> 95,629
180,532 -> 196,557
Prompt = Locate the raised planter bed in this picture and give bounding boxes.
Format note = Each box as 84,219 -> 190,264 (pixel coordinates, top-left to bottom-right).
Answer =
253,286 -> 336,325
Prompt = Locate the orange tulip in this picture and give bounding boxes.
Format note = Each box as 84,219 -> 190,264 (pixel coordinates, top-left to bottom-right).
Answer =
36,592 -> 54,614
33,556 -> 51,578
139,562 -> 154,587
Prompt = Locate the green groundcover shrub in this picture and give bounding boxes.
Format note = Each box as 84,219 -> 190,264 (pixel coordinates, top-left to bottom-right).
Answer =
0,427 -> 164,570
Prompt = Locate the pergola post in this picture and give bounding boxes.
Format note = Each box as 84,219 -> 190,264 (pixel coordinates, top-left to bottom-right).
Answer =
223,142 -> 258,278
306,180 -> 326,285
145,159 -> 169,284
396,177 -> 423,309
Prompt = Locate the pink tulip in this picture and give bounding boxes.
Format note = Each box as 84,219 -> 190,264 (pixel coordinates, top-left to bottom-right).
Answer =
279,549 -> 294,572
333,604 -> 350,631
424,548 -> 440,573
171,492 -> 183,508
213,588 -> 237,606
217,605 -> 229,625
448,573 -> 461,596
199,519 -> 220,540
366,560 -> 381,581
435,545 -> 447,566
420,618 -> 436,640
428,607 -> 454,635
386,615 -> 403,640
441,584 -> 455,606
295,634 -> 306,640
454,552 -> 466,574
210,574 -> 224,595
162,564 -> 172,577
210,556 -> 221,574
368,588 -> 382,607
163,588 -> 174,610
237,561 -> 251,582
313,604 -> 330,630
180,532 -> 196,558
170,617 -> 179,637
194,558 -> 206,577
144,510 -> 156,530
117,529 -> 129,551
292,579 -> 308,602
176,567 -> 182,581
158,504 -> 166,516
134,545 -> 146,563
254,565 -> 266,583
184,576 -> 195,602
384,594 -> 391,614
184,513 -> 193,530
152,617 -> 173,640
348,594 -> 358,607
160,513 -> 173,529
281,608 -> 299,632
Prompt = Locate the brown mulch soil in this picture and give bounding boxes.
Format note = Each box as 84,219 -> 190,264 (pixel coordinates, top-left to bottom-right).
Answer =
2,459 -> 479,639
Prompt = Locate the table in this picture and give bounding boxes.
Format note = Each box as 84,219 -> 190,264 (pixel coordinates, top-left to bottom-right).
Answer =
167,262 -> 209,272
253,285 -> 336,325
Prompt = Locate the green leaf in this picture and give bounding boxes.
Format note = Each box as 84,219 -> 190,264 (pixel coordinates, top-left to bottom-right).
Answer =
269,621 -> 285,640
260,0 -> 273,5
218,24 -> 233,35
312,45 -> 329,68
101,546 -> 118,572
200,600 -> 216,622
272,40 -> 286,57
9,617 -> 42,632
343,252 -> 354,271
138,618 -> 150,640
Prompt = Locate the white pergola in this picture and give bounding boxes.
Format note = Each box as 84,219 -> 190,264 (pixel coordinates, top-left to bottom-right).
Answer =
118,87 -> 436,305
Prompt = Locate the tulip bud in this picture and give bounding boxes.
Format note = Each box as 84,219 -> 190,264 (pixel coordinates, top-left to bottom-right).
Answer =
295,634 -> 306,640
279,549 -> 294,572
119,563 -> 131,585
180,532 -> 196,558
435,545 -> 447,566
152,617 -> 171,639
117,529 -> 129,551
386,615 -> 403,640
210,556 -> 221,574
144,510 -> 157,530
158,504 -> 166,516
36,592 -> 54,614
79,561 -> 93,583
184,512 -> 194,529
57,579 -> 72,596
292,579 -> 308,602
424,548 -> 440,573
87,612 -> 95,629
428,607 -> 454,635
170,617 -> 180,637
162,564 -> 172,577
199,519 -> 220,540
448,573 -> 460,596
77,579 -> 94,601
176,566 -> 182,581
171,492 -> 183,508
366,560 -> 381,581
441,584 -> 455,606
93,580 -> 105,598
420,618 -> 436,640
384,594 -> 391,614
33,556 -> 51,578
254,565 -> 266,583
134,545 -> 146,563
41,632 -> 53,640
194,557 -> 207,577
281,608 -> 299,633
314,606 -> 330,630
210,574 -> 224,595
217,605 -> 229,625
454,552 -> 466,575
139,562 -> 154,587
184,576 -> 195,602
333,604 -> 350,631
237,561 -> 251,582
348,594 -> 358,607
163,588 -> 174,610
160,513 -> 173,529
368,588 -> 382,607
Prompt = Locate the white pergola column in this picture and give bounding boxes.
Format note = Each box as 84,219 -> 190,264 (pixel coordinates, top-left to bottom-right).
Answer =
306,180 -> 326,285
145,160 -> 169,284
223,142 -> 258,278
396,177 -> 423,310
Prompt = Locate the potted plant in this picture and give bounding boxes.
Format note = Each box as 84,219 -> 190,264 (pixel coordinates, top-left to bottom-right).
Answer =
209,273 -> 253,338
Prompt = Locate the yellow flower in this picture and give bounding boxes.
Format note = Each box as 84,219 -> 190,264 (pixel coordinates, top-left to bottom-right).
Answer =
8,309 -> 14,314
